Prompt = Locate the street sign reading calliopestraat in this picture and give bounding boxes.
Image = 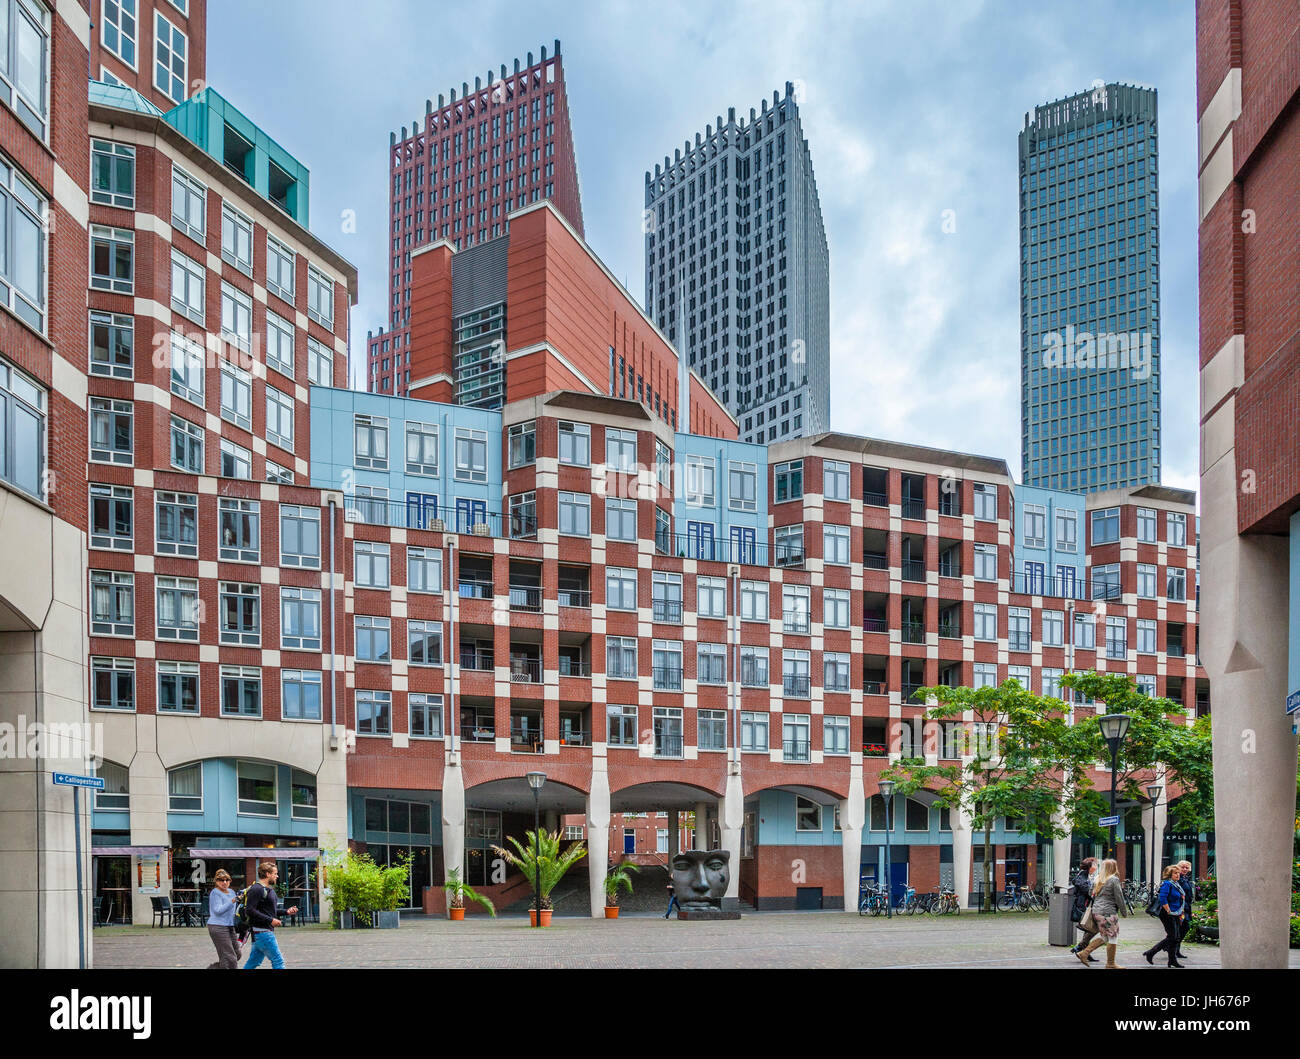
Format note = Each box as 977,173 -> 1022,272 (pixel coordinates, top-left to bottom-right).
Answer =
52,772 -> 104,790
1286,690 -> 1300,715
1098,814 -> 1120,828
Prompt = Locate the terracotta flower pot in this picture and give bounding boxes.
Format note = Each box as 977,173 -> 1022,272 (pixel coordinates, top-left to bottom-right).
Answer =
449,907 -> 465,921
529,909 -> 553,927
604,906 -> 620,919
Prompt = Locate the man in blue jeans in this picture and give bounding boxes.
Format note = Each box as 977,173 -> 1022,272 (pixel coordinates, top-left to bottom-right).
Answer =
243,861 -> 297,969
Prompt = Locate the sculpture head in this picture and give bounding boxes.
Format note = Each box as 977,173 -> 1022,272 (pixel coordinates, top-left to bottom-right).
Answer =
670,849 -> 730,909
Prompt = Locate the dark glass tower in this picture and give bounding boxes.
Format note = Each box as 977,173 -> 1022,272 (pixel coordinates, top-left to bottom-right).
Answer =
1019,83 -> 1160,493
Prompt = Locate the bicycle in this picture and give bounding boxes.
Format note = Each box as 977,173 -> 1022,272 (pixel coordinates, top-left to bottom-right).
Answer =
897,884 -> 918,915
857,885 -> 888,917
929,887 -> 960,915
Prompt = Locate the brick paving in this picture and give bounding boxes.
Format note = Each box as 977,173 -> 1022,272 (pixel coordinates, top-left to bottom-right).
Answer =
90,912 -> 1296,970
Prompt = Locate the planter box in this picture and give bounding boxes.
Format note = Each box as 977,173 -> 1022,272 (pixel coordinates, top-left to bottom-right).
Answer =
337,912 -> 370,930
529,909 -> 553,927
375,910 -> 400,929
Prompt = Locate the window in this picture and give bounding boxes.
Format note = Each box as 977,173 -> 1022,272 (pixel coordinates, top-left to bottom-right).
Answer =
974,602 -> 997,641
168,330 -> 204,405
606,427 -> 636,471
91,141 -> 135,208
1167,512 -> 1187,547
824,652 -> 850,692
682,635 -> 723,686
697,576 -> 725,619
355,541 -> 390,588
89,398 -> 132,465
739,646 -> 769,687
282,670 -> 322,720
1137,618 -> 1157,654
409,620 -> 443,666
773,524 -> 803,566
91,657 -> 135,712
824,715 -> 850,755
90,225 -> 133,293
218,497 -> 259,562
607,704 -> 637,746
90,570 -> 133,636
1106,616 -> 1128,660
170,248 -> 204,323
1007,666 -> 1031,691
307,337 -> 332,386
356,615 -> 391,663
973,482 -> 997,521
1023,504 -> 1046,548
1167,567 -> 1186,601
454,427 -> 487,482
89,484 -> 132,551
408,546 -> 443,593
606,567 -> 637,611
405,421 -> 438,475
558,421 -> 590,466
101,0 -> 137,70
1008,608 -> 1030,651
2,0 -> 49,139
508,421 -> 535,468
655,507 -> 671,553
171,165 -> 206,241
1137,563 -> 1157,598
509,491 -> 536,538
87,312 -> 134,381
1136,674 -> 1158,697
740,711 -> 769,751
221,203 -> 253,274
155,490 -> 197,557
265,387 -> 294,450
696,709 -> 726,751
1136,507 -> 1157,543
355,414 -> 389,469
219,359 -> 252,429
824,587 -> 850,629
266,461 -> 292,485
973,542 -> 998,581
605,497 -> 637,541
973,662 -> 997,689
606,636 -> 637,680
220,282 -> 252,351
281,587 -> 321,650
823,524 -> 850,565
221,666 -> 261,718
1055,510 -> 1078,552
219,581 -> 259,646
156,576 -> 199,641
152,10 -> 187,101
823,460 -> 850,500
558,491 -> 590,536
1042,610 -> 1064,647
219,438 -> 251,479
795,796 -> 821,831
307,264 -> 334,328
411,694 -> 444,739
1092,563 -> 1120,600
774,460 -> 803,502
1074,612 -> 1096,649
280,505 -> 320,568
267,236 -> 295,302
158,660 -> 199,713
291,770 -> 317,820
0,160 -> 43,334
169,414 -> 203,472
685,454 -> 716,506
652,571 -> 682,624
1092,507 -> 1120,545
740,580 -> 768,622
168,763 -> 203,813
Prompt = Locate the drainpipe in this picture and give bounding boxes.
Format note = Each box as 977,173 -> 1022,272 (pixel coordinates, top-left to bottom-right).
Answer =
728,564 -> 740,769
448,537 -> 458,752
328,498 -> 337,743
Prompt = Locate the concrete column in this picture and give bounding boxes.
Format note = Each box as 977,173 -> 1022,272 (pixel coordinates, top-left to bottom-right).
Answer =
586,763 -> 610,918
315,727 -> 350,922
1142,792 -> 1168,886
544,809 -> 559,835
839,765 -> 865,911
1200,443 -> 1297,967
128,715 -> 171,930
1051,795 -> 1072,892
718,770 -> 744,908
950,803 -> 973,910
694,800 -> 709,850
441,753 -> 466,916
667,809 -> 679,857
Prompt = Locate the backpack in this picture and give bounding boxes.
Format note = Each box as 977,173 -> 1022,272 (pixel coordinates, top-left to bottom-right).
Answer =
234,887 -> 253,937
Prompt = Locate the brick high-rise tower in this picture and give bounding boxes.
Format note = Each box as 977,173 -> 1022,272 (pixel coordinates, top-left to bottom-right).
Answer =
365,40 -> 585,397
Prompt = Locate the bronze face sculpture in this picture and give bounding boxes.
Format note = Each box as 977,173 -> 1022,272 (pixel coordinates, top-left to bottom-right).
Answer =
670,849 -> 730,910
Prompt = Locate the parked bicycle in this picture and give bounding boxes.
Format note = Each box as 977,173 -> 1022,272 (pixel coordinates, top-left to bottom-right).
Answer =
897,884 -> 918,915
857,885 -> 888,917
929,887 -> 960,915
997,885 -> 1048,912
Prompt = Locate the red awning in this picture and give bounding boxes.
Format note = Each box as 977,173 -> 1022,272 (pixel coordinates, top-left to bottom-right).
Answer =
187,848 -> 320,860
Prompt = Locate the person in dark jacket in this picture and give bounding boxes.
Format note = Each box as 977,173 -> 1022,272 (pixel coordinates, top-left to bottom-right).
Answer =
1174,861 -> 1195,959
242,862 -> 297,970
1142,864 -> 1187,967
1069,857 -> 1098,957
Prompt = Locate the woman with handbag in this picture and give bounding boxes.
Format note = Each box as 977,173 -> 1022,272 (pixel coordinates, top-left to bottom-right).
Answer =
1077,859 -> 1127,968
1142,864 -> 1187,968
1069,857 -> 1098,959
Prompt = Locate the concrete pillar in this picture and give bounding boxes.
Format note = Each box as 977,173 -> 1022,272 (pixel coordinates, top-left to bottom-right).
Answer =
586,763 -> 610,918
839,766 -> 865,911
1200,444 -> 1297,967
1051,796 -> 1072,892
441,753 -> 466,916
128,715 -> 172,930
718,769 -> 744,909
667,809 -> 679,857
544,809 -> 559,835
950,804 -> 973,910
315,726 -> 350,922
694,800 -> 709,850
1141,791 -> 1168,886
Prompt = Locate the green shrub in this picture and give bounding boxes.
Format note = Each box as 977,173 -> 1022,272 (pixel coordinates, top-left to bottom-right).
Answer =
324,849 -> 409,925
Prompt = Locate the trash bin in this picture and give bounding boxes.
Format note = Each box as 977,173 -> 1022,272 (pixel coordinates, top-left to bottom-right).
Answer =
1048,889 -> 1074,946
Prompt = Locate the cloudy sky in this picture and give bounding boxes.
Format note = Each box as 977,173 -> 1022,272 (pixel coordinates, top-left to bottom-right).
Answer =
210,0 -> 1199,492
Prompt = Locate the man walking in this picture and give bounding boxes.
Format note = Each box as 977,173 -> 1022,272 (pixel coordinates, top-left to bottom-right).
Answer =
242,862 -> 298,970
663,879 -> 680,919
1175,860 -> 1195,960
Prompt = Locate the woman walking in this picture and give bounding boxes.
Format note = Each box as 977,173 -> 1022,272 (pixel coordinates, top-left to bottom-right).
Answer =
1069,857 -> 1098,959
1142,864 -> 1187,968
205,870 -> 241,969
1076,859 -> 1127,968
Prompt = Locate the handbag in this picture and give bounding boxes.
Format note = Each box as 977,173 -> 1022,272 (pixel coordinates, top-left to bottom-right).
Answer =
1079,906 -> 1096,932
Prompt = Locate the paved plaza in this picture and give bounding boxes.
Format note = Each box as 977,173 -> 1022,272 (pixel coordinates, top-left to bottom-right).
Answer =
90,911 -> 1295,970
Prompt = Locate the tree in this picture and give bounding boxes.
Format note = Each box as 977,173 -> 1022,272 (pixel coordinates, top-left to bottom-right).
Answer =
882,680 -> 1085,911
491,829 -> 587,911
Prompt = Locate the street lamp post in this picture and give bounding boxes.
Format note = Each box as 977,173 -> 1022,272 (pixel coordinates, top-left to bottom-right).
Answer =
879,780 -> 895,918
1146,782 -> 1163,896
1096,714 -> 1131,861
526,771 -> 546,927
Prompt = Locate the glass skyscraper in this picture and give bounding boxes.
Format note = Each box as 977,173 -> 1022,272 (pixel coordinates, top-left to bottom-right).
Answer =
1019,83 -> 1160,493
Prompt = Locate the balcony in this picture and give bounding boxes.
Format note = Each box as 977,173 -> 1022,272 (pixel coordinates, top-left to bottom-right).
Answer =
938,622 -> 961,639
346,500 -> 508,536
557,656 -> 591,678
509,655 -> 542,684
461,723 -> 495,742
654,733 -> 684,758
863,616 -> 887,633
862,681 -> 885,696
901,559 -> 926,582
782,674 -> 811,698
782,610 -> 810,634
900,497 -> 925,521
655,530 -> 769,566
1167,643 -> 1185,658
509,512 -> 538,539
459,649 -> 494,672
458,578 -> 494,601
652,666 -> 683,691
862,742 -> 889,758
863,490 -> 887,508
901,621 -> 925,645
938,560 -> 961,578
901,682 -> 924,701
938,494 -> 961,517
558,587 -> 591,608
863,552 -> 888,570
510,715 -> 543,754
652,599 -> 683,624
783,740 -> 811,763
508,584 -> 542,613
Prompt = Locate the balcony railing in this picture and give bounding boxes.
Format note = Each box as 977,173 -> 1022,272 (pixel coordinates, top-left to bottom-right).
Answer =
558,587 -> 591,608
863,616 -> 887,633
509,723 -> 543,753
900,497 -> 925,520
938,561 -> 961,578
652,599 -> 683,624
654,734 -> 684,758
1012,571 -> 1121,601
863,491 -> 887,508
782,674 -> 810,698
782,610 -> 810,634
901,621 -> 925,644
652,666 -> 683,691
783,739 -> 810,762
346,501 -> 508,537
938,498 -> 961,517
459,650 -> 495,672
740,666 -> 768,688
901,559 -> 926,582
559,728 -> 590,747
508,585 -> 542,613
901,682 -> 924,701
461,724 -> 495,742
458,578 -> 494,600
773,542 -> 804,568
654,531 -> 770,566
937,622 -> 961,639
863,553 -> 888,570
862,742 -> 889,757
557,658 -> 591,677
863,681 -> 885,695
1167,644 -> 1185,658
509,656 -> 542,683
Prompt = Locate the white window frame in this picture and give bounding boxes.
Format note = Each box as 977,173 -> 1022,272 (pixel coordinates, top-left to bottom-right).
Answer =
280,586 -> 322,650
280,505 -> 321,568
90,140 -> 135,209
100,0 -> 138,71
558,420 -> 590,466
220,281 -> 253,352
307,263 -> 334,328
155,576 -> 199,641
685,454 -> 716,507
454,427 -> 487,482
218,581 -> 260,647
265,386 -> 294,450
605,427 -> 637,472
89,483 -> 132,551
267,236 -> 296,302
220,202 -> 253,275
90,225 -> 133,294
407,546 -> 443,593
218,497 -> 259,563
171,164 -> 206,242
170,247 -> 205,324
222,667 -> 263,720
558,491 -> 590,537
405,421 -> 438,476
605,497 -> 637,542
823,459 -> 850,501
90,310 -> 134,379
266,310 -> 294,379
355,414 -> 389,470
219,438 -> 251,480
355,540 -> 391,589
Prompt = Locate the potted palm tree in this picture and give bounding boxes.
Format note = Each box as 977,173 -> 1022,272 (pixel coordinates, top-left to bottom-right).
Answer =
492,828 -> 587,926
604,861 -> 639,918
444,867 -> 496,921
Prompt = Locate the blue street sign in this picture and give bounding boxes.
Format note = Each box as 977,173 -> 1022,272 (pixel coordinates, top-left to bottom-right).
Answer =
1098,814 -> 1120,827
52,772 -> 104,790
1287,690 -> 1300,715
